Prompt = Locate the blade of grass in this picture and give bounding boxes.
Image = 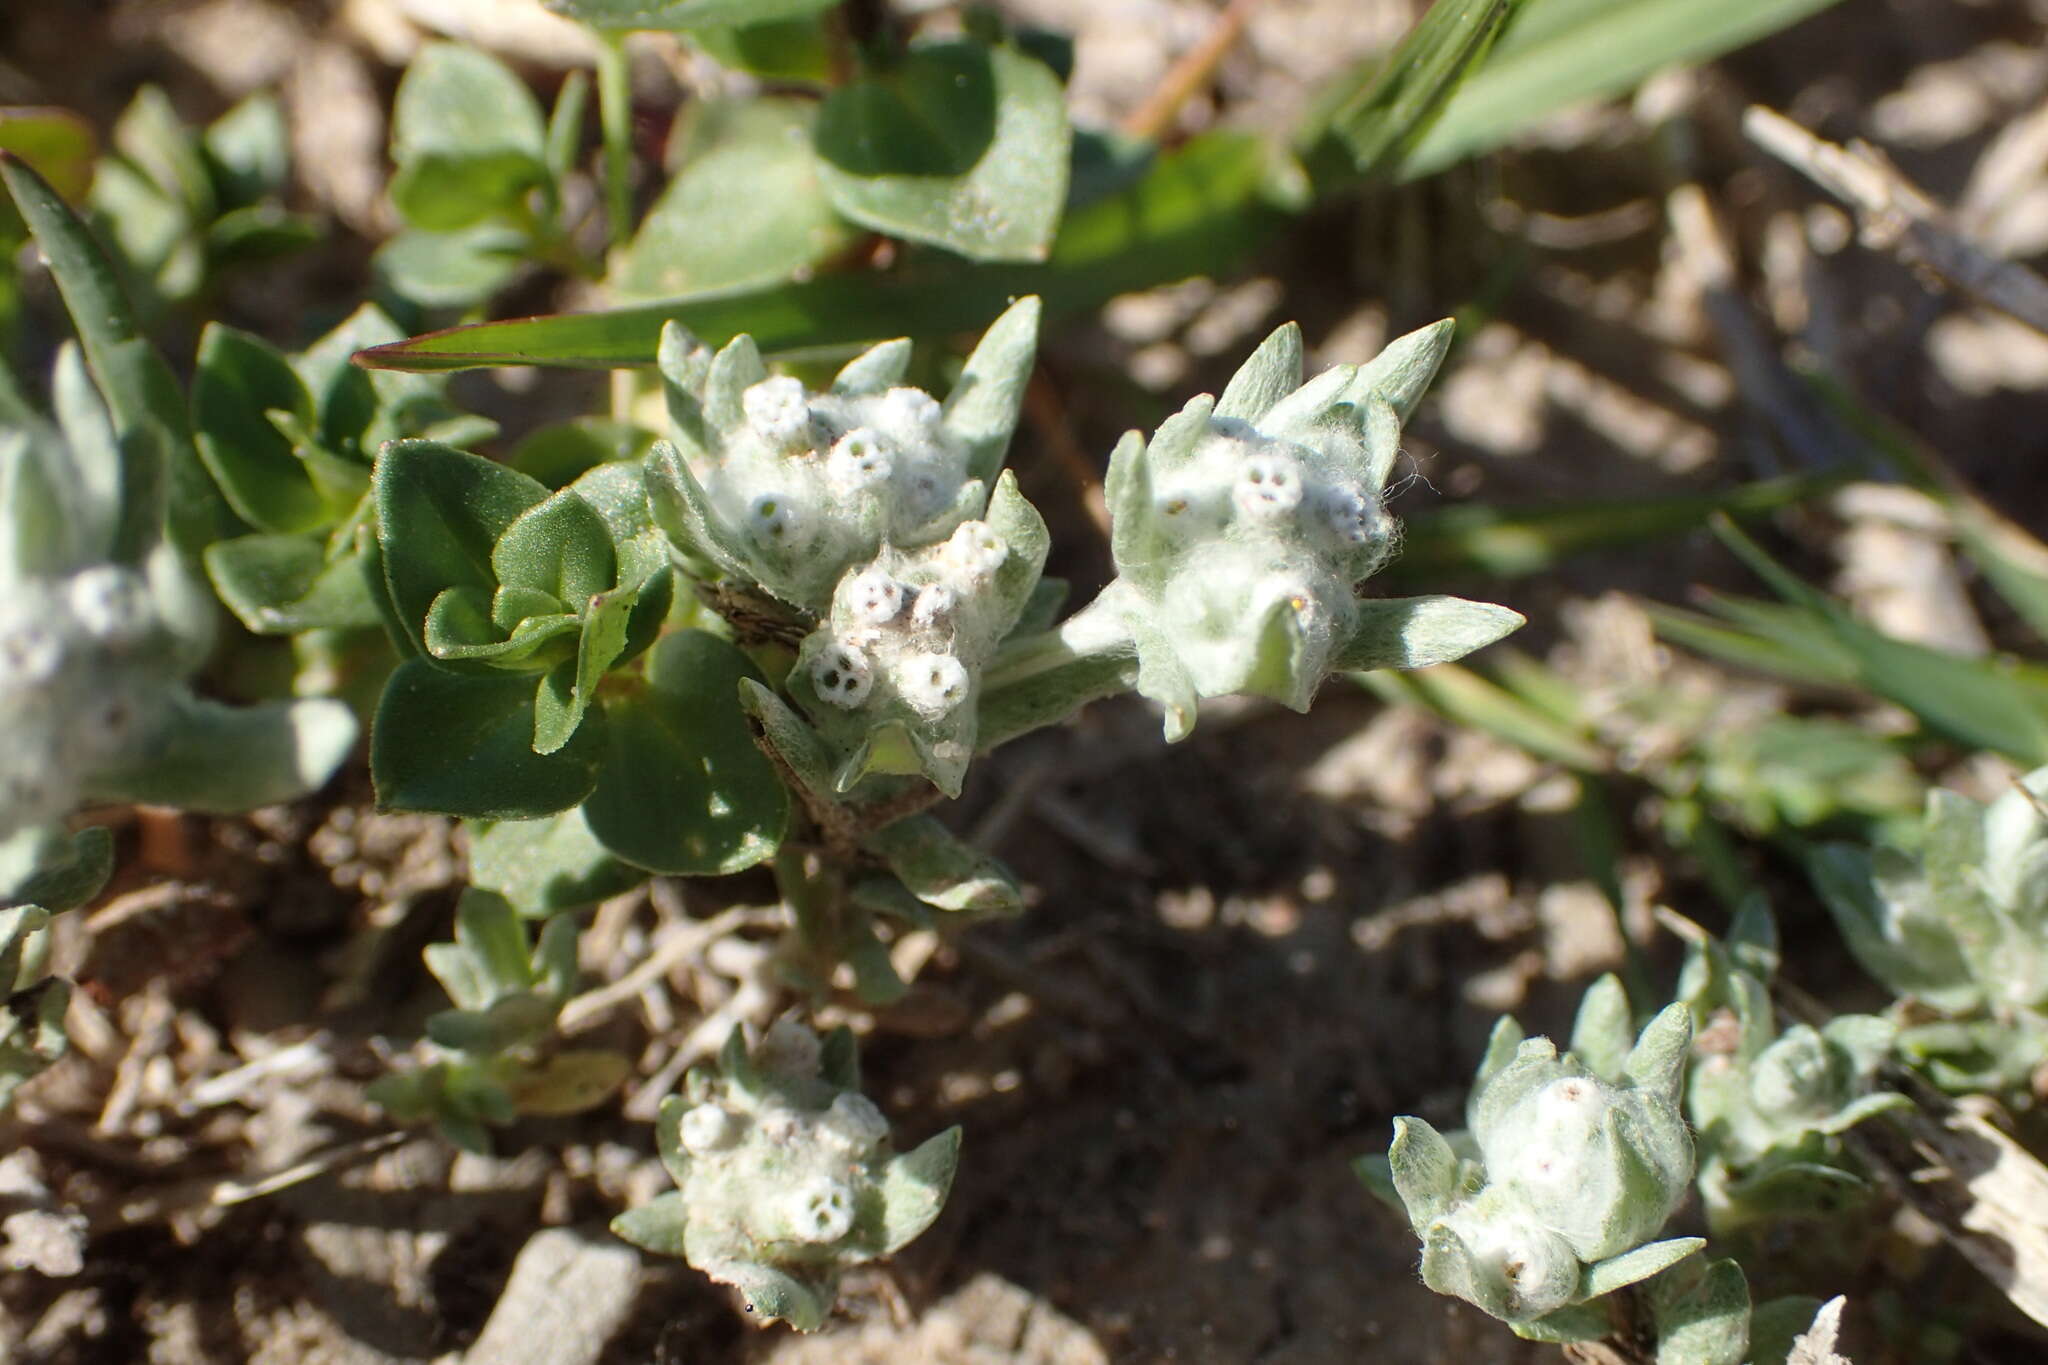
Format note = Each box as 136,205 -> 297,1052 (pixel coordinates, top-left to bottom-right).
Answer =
1304,0 -> 1520,185
1401,0 -> 1847,178
1357,663 -> 1608,771
1693,518 -> 2048,763
358,130 -> 1302,372
1389,473 -> 1840,581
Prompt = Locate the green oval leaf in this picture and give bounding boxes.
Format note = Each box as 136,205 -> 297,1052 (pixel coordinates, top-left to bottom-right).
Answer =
203,531 -> 382,634
376,440 -> 549,655
372,657 -> 604,818
582,630 -> 788,875
389,43 -> 549,231
815,42 -> 1071,263
617,97 -> 853,301
192,323 -> 323,533
468,808 -> 648,916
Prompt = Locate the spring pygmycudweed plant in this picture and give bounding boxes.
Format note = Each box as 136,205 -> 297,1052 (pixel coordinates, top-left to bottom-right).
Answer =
1673,904 -> 1907,1234
1365,998 -> 1704,1329
1808,764 -> 2048,1095
367,891 -> 630,1154
0,153 -> 357,1108
611,1016 -> 958,1331
360,297 -> 1523,1320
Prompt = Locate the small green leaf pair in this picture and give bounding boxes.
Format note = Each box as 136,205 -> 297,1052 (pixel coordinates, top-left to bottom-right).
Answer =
197,305 -> 495,636
0,824 -> 112,1109
88,87 -> 317,309
611,1018 -> 960,1332
378,44 -> 591,308
371,434 -> 788,883
376,444 -> 673,753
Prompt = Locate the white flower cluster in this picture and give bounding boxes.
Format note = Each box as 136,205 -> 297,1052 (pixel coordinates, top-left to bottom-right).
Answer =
0,566 -> 169,838
806,520 -> 1011,721
1160,425 -> 1390,556
705,378 -> 976,602
669,1021 -> 897,1251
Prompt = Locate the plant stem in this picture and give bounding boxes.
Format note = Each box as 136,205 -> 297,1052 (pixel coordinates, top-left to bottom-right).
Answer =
594,33 -> 635,255
976,595 -> 1141,752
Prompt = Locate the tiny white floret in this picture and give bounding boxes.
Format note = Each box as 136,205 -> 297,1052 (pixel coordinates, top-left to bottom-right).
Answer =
679,1103 -> 742,1154
1233,453 -> 1304,519
877,386 -> 942,435
910,583 -> 958,630
899,652 -> 970,715
828,428 -> 894,490
810,642 -> 874,709
746,492 -> 812,552
66,566 -> 156,649
845,570 -> 906,625
0,608 -> 65,690
742,376 -> 814,451
1318,482 -> 1380,545
788,1175 -> 857,1243
942,521 -> 1006,582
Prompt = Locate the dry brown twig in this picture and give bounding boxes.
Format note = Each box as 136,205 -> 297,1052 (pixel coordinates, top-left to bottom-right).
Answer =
1744,105 -> 2048,337
1120,0 -> 1265,141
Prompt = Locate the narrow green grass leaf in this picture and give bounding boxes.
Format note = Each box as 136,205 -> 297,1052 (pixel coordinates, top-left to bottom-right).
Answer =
546,0 -> 836,30
1404,0 -> 1847,177
1391,474 -> 1839,581
356,130 -> 1300,371
1313,0 -> 1519,182
1357,662 -> 1608,771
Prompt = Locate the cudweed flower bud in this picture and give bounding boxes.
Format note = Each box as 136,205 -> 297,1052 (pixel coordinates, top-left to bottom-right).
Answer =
1099,320 -> 1521,737
646,299 -> 1040,613
828,429 -> 893,492
744,491 -> 814,554
898,653 -> 969,717
1431,1188 -> 1581,1320
680,1103 -> 740,1154
1672,915 -> 1908,1230
787,473 -> 1049,798
610,1021 -> 961,1333
1811,764 -> 2048,1093
810,643 -> 875,710
65,565 -> 155,650
941,521 -> 1007,583
845,570 -> 907,626
1369,1002 -> 1702,1329
742,376 -> 815,453
0,598 -> 64,688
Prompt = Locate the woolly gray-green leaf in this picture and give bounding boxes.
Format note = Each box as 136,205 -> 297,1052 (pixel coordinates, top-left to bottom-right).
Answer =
942,295 -> 1041,487
1386,1115 -> 1462,1231
879,1126 -> 962,1254
85,692 -> 356,814
1581,1237 -> 1703,1299
1336,595 -> 1525,672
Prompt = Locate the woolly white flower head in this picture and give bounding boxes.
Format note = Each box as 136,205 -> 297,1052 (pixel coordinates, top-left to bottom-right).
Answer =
742,376 -> 815,452
810,643 -> 874,709
898,653 -> 969,717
